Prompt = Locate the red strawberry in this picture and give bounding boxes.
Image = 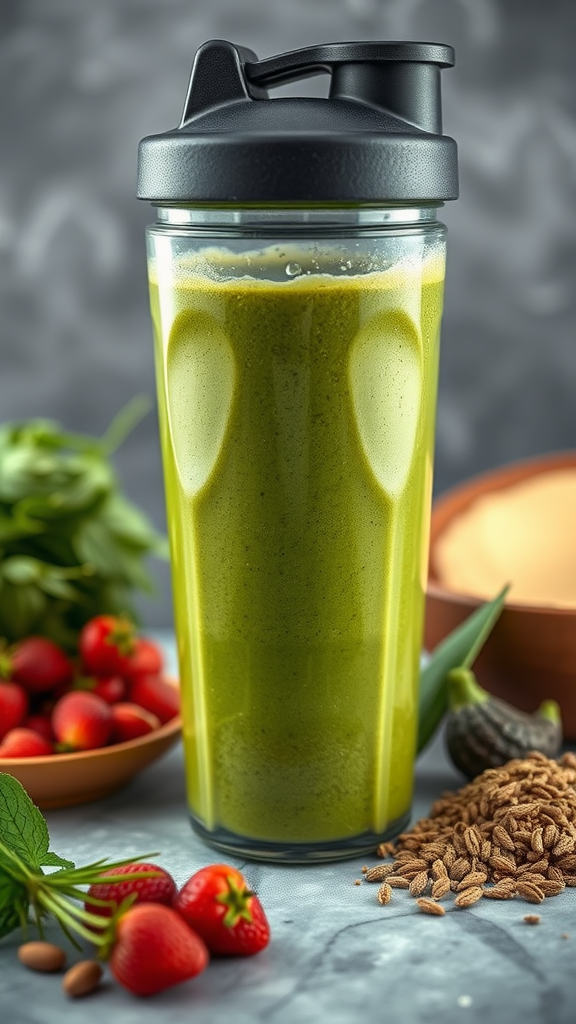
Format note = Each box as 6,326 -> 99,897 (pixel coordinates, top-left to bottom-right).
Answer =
85,862 -> 177,921
1,637 -> 73,695
108,903 -> 209,996
79,615 -> 136,677
23,714 -> 54,743
0,727 -> 53,758
0,681 -> 29,740
52,691 -> 112,751
110,703 -> 161,743
173,864 -> 270,956
129,675 -> 180,724
92,676 -> 127,704
123,638 -> 164,682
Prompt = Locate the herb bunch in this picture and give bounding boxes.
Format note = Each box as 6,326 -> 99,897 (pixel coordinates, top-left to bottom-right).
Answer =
0,399 -> 167,650
0,772 -> 156,949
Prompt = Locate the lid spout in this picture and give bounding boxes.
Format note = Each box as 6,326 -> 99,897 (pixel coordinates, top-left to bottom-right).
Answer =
329,61 -> 443,134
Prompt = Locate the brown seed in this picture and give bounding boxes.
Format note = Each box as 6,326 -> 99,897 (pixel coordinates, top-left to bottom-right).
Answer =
523,915 -> 540,925
354,879 -> 362,885
530,827 -> 544,855
431,877 -> 451,900
376,841 -> 395,858
450,858 -> 471,881
431,859 -> 448,881
564,875 -> 576,887
388,876 -> 410,888
364,864 -> 395,882
553,836 -> 574,857
409,871 -> 430,897
457,871 -> 488,891
490,855 -> 517,875
376,882 -> 392,905
556,854 -> 576,872
18,942 -> 66,973
539,880 -> 565,897
516,880 -> 545,904
481,840 -> 492,861
483,881 -> 516,900
455,886 -> 484,908
547,865 -> 564,883
62,960 -> 103,999
361,866 -> 368,874
543,825 -> 559,849
417,898 -> 445,916
493,825 -> 515,852
443,847 -> 457,869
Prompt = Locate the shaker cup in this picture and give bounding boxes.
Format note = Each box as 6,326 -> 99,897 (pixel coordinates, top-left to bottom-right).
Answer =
138,40 -> 458,861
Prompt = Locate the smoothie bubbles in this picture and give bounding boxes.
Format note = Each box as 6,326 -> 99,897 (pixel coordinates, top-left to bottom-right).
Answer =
138,40 -> 458,860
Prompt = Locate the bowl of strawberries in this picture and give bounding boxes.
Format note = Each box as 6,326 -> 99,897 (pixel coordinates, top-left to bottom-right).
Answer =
0,615 -> 181,808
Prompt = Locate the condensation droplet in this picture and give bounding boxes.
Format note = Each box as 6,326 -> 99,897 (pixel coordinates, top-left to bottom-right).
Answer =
285,262 -> 302,277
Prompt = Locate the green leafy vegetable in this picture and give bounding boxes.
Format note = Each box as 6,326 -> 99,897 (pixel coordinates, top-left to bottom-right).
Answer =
0,773 -> 159,949
417,585 -> 509,753
0,399 -> 166,648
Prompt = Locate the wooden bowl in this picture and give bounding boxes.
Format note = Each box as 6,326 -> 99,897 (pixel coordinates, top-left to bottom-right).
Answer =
425,452 -> 576,738
0,683 -> 182,809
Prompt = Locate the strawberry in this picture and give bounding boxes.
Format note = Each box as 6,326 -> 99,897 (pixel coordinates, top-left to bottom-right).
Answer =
79,615 -> 136,677
129,675 -> 180,724
93,675 -> 126,704
173,864 -> 270,956
110,703 -> 161,743
77,675 -> 127,704
52,691 -> 112,751
0,727 -> 53,758
23,714 -> 54,743
85,862 -> 177,921
0,681 -> 29,740
123,638 -> 164,682
108,903 -> 209,996
0,637 -> 73,695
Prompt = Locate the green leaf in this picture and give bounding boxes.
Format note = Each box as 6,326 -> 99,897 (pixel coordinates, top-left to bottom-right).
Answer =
73,518 -> 121,577
0,580 -> 47,640
100,495 -> 161,549
417,585 -> 509,753
1,556 -> 42,585
41,852 -> 75,870
0,774 -> 49,869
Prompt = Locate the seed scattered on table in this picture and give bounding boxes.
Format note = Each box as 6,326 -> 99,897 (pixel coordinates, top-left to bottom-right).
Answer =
376,883 -> 392,905
523,915 -> 540,925
369,752 -> 576,915
417,898 -> 445,916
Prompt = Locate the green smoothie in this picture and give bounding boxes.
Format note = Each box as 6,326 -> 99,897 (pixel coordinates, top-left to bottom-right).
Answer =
149,248 -> 444,849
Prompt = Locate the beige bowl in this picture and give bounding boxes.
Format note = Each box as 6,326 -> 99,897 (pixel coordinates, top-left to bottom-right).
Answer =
425,452 -> 576,738
0,683 -> 182,809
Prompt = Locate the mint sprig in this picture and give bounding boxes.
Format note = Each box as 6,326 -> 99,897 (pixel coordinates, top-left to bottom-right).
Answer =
0,773 -> 160,950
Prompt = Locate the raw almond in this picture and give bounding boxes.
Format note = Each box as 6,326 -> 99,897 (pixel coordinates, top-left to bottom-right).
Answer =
18,942 -> 66,973
62,960 -> 103,999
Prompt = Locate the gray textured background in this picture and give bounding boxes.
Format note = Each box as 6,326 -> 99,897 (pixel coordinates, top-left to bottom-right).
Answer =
1,0 -> 575,626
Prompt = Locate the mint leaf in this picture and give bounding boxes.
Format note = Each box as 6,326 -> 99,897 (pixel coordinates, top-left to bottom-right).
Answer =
41,852 -> 75,870
0,773 -> 49,869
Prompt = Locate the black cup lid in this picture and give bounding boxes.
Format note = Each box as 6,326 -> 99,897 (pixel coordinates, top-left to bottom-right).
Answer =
137,39 -> 458,204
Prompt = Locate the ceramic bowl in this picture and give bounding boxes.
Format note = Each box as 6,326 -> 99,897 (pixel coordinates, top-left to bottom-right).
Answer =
425,452 -> 576,738
0,683 -> 182,809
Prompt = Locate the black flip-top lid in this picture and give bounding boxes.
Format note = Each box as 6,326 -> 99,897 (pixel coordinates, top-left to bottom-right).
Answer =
138,39 -> 458,204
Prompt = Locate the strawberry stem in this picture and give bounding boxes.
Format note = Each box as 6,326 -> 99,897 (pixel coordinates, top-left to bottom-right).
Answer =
215,875 -> 254,929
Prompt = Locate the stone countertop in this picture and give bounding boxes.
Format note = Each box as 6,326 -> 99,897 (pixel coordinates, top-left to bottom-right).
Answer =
1,641 -> 575,1024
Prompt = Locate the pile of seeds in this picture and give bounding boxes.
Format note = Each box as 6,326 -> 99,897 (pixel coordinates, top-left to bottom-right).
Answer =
364,751 -> 576,916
